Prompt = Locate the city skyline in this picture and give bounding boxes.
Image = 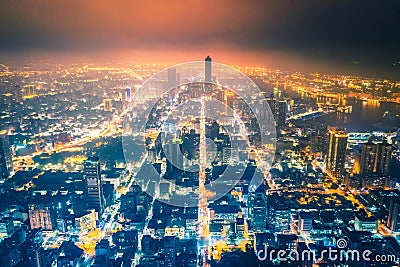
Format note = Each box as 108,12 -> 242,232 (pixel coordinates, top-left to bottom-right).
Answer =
0,55 -> 399,266
0,1 -> 400,266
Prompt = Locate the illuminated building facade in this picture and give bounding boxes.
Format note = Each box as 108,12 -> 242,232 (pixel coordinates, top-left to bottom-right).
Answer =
326,128 -> 348,178
103,98 -> 112,112
387,198 -> 400,233
249,189 -> 268,232
84,157 -> 104,213
28,204 -> 56,231
0,130 -> 13,180
360,140 -> 392,177
74,209 -> 97,233
277,100 -> 288,128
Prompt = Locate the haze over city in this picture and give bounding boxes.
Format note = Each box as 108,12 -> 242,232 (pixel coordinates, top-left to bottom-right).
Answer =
0,0 -> 399,78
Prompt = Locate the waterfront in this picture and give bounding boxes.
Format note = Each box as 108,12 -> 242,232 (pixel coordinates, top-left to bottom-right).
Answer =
285,85 -> 400,132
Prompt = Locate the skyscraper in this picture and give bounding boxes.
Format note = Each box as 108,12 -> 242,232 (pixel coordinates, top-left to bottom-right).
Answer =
164,236 -> 177,267
266,96 -> 277,125
23,84 -> 35,97
326,128 -> 348,178
387,197 -> 400,233
122,87 -> 131,110
84,157 -> 104,213
0,130 -> 13,180
277,100 -> 288,128
376,141 -> 392,176
14,85 -> 23,103
224,89 -> 235,116
205,56 -> 212,93
103,98 -> 112,112
249,188 -> 268,232
125,86 -> 131,102
205,56 -> 212,84
360,140 -> 392,177
165,139 -> 184,174
360,140 -> 377,177
167,67 -> 177,89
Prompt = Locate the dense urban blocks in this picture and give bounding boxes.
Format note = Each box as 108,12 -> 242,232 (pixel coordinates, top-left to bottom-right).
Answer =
0,59 -> 399,266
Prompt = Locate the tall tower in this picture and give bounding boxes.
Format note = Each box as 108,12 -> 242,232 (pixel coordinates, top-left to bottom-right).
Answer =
165,139 -> 184,174
0,130 -> 13,180
14,85 -> 23,103
84,157 -> 104,213
167,68 -> 177,89
122,86 -> 132,110
164,236 -> 177,267
266,96 -> 277,124
205,56 -> 212,93
205,56 -> 212,83
326,128 -> 348,178
277,100 -> 288,128
376,141 -> 392,176
360,140 -> 392,176
360,140 -> 377,177
249,187 -> 268,232
125,86 -> 131,102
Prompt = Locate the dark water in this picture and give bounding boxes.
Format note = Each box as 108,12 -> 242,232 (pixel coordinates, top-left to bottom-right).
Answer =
282,84 -> 400,132
330,99 -> 400,132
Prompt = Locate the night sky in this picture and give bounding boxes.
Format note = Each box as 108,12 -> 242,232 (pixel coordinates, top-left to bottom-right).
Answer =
0,0 -> 399,78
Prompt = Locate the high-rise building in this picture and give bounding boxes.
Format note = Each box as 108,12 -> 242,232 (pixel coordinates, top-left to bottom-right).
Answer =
269,205 -> 291,233
165,139 -> 184,174
182,129 -> 200,161
164,236 -> 177,267
266,96 -> 277,125
205,55 -> 212,94
28,204 -> 56,231
14,85 -> 23,103
310,134 -> 324,154
249,189 -> 268,232
0,130 -> 13,180
122,86 -> 132,110
125,86 -> 131,102
0,217 -> 14,238
326,128 -> 348,178
225,90 -> 235,116
103,98 -> 112,112
120,191 -> 138,220
360,140 -> 392,177
360,140 -> 377,177
395,128 -> 400,151
276,100 -> 288,128
74,210 -> 97,233
167,67 -> 177,90
23,85 -> 35,97
298,211 -> 315,233
387,198 -> 400,233
376,141 -> 392,176
205,56 -> 212,84
84,157 -> 104,213
274,81 -> 281,99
